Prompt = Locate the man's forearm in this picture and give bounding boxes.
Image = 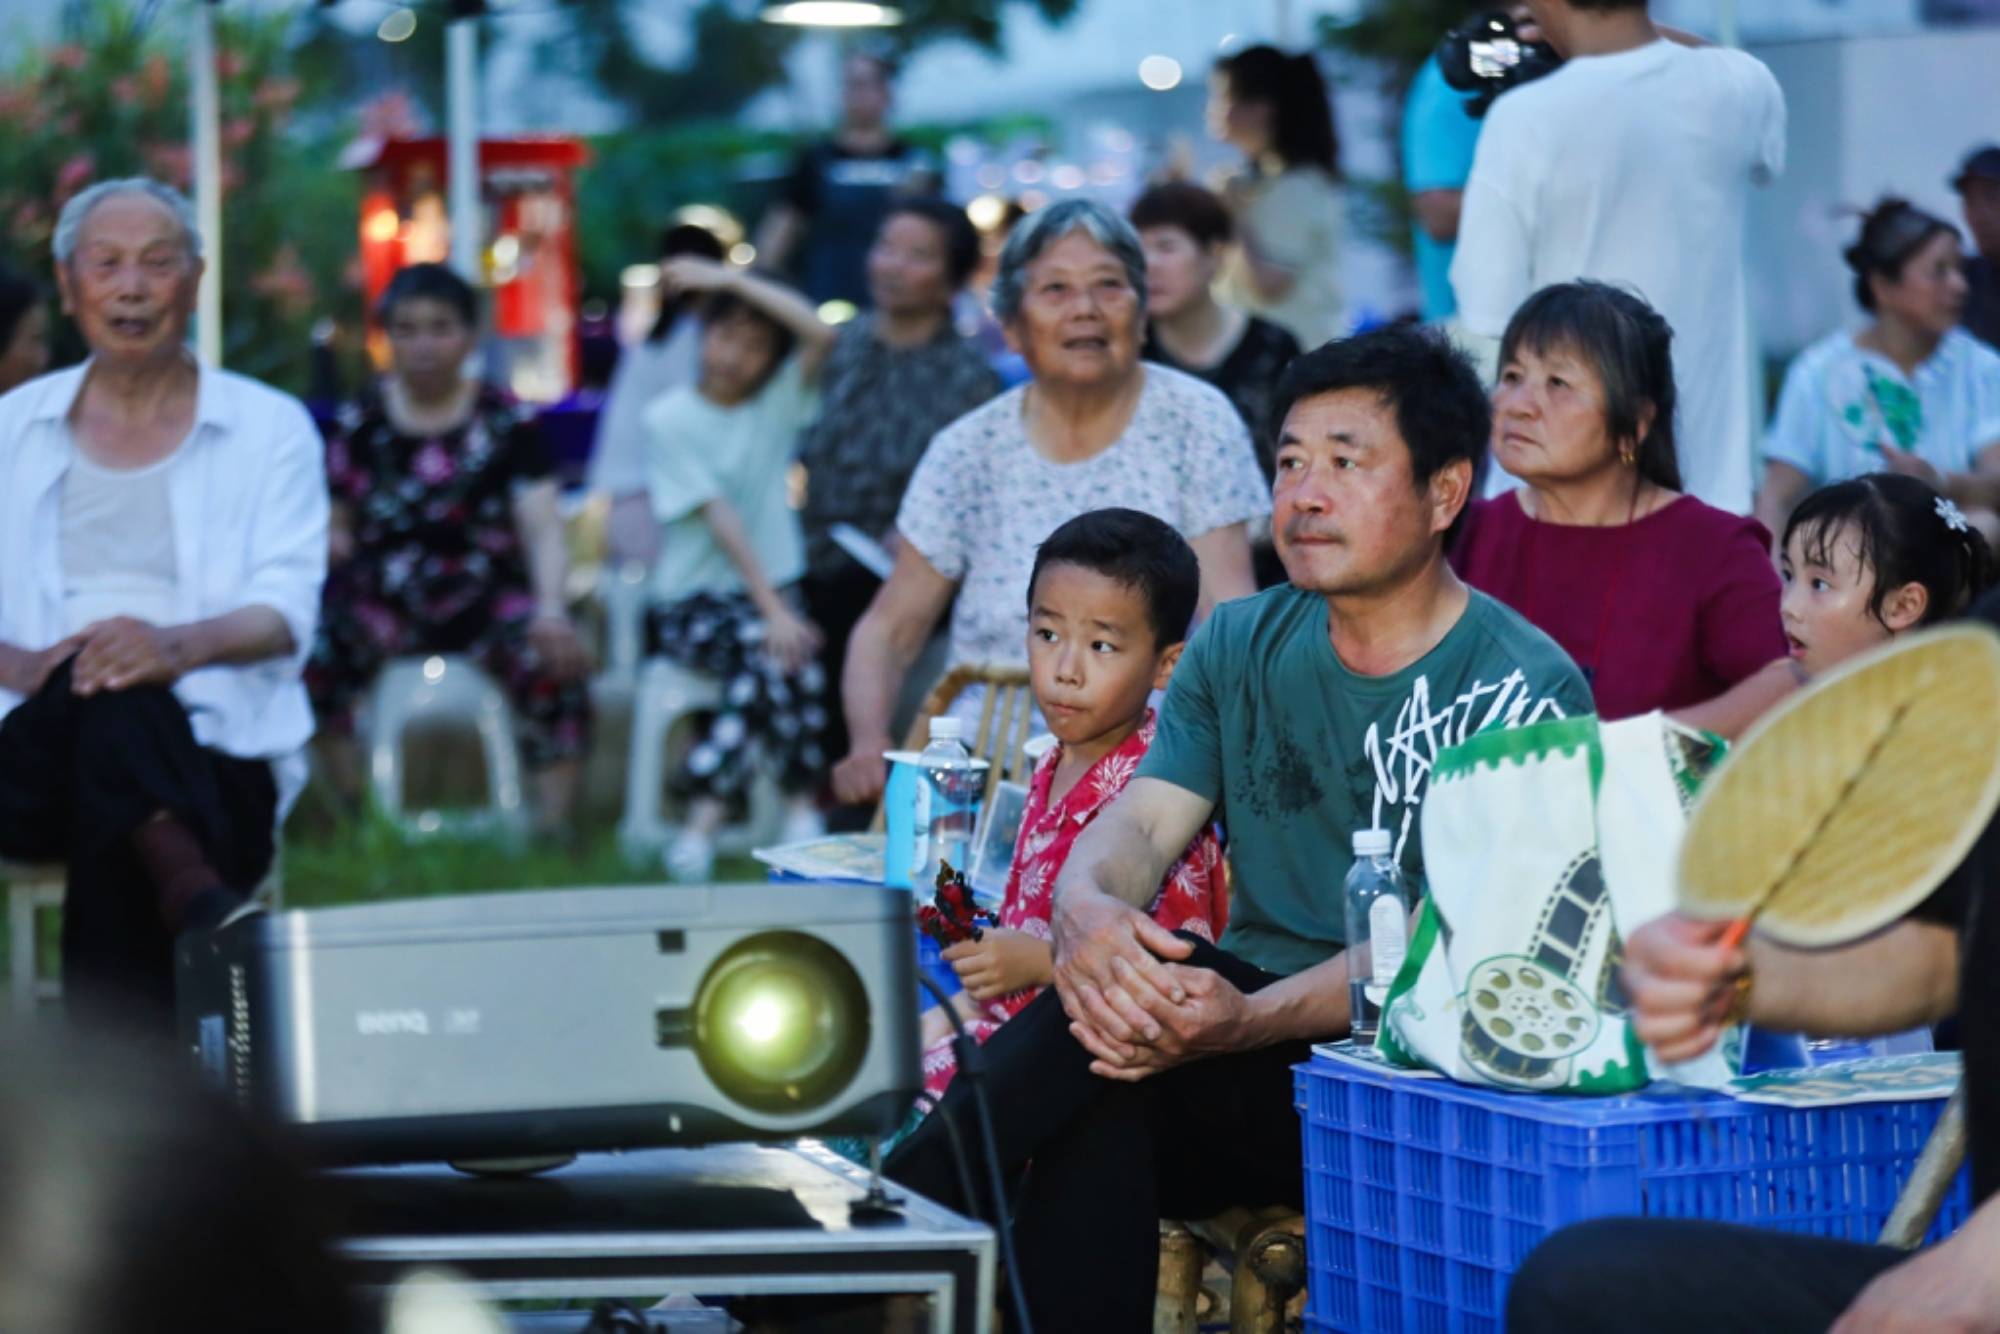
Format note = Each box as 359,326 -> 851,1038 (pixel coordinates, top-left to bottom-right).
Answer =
1054,803 -> 1180,911
1241,951 -> 1354,1047
1748,919 -> 1958,1036
168,606 -> 294,671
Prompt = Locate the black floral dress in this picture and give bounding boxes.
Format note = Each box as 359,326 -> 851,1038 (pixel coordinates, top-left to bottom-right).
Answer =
306,386 -> 591,767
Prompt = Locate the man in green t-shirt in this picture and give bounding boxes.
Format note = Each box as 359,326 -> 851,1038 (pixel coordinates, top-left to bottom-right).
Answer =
885,327 -> 1590,1330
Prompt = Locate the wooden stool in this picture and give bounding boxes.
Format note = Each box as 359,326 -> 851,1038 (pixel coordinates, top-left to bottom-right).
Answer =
1156,1206 -> 1307,1334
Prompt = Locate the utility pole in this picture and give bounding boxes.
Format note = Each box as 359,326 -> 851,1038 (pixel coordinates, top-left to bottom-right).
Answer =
191,0 -> 223,364
447,0 -> 483,282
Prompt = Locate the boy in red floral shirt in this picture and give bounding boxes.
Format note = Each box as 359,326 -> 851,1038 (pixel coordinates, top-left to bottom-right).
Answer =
918,508 -> 1227,1099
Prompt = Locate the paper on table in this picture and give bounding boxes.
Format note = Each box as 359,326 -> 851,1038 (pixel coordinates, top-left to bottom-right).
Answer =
752,833 -> 887,884
829,524 -> 894,580
1723,1052 -> 1961,1108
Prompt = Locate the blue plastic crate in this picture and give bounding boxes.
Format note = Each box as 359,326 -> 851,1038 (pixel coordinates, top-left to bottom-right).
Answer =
914,928 -> 961,1010
1295,1051 -> 1970,1334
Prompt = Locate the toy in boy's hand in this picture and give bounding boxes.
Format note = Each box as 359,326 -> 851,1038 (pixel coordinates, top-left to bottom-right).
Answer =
917,860 -> 990,946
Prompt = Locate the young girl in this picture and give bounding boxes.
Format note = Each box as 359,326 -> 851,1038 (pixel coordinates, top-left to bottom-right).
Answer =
1779,472 -> 1992,678
641,258 -> 836,880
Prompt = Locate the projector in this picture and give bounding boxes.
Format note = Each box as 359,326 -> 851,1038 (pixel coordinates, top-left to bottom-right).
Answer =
175,884 -> 920,1164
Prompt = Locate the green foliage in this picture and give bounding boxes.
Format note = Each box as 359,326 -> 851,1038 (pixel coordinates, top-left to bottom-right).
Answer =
0,0 -> 360,393
571,111 -> 1051,300
1318,0 -> 1479,90
1318,0 -> 1483,261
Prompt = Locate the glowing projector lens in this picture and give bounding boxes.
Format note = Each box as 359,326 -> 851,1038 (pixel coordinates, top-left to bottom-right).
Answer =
693,933 -> 869,1114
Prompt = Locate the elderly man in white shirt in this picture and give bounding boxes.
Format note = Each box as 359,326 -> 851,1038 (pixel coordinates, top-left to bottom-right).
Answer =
0,178 -> 327,1027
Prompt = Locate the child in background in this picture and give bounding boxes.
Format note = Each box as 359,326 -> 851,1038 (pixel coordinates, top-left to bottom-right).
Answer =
918,508 -> 1229,1100
642,258 -> 837,881
1780,472 -> 1991,677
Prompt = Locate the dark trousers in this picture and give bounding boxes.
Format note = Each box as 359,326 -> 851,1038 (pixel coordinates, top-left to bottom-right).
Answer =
802,561 -> 881,831
0,660 -> 276,1026
884,937 -> 1311,1332
1507,1217 -> 1905,1333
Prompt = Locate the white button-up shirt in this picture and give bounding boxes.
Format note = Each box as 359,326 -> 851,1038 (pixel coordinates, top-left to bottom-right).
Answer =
0,360 -> 329,781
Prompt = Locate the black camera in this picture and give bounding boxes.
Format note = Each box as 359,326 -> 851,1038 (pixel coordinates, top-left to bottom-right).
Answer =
1436,10 -> 1563,119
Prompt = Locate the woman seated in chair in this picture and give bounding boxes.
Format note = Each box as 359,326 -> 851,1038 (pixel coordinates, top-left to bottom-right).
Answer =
307,263 -> 592,836
1452,281 -> 1789,737
830,199 -> 1269,809
639,257 -> 837,881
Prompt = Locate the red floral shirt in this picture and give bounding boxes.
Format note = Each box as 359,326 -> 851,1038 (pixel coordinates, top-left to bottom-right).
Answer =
921,712 -> 1228,1099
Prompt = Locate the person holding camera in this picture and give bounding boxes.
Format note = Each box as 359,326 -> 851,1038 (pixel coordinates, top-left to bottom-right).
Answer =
1450,0 -> 1785,516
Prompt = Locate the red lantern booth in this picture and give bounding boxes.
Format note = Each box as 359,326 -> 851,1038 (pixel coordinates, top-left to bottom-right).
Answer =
353,136 -> 591,402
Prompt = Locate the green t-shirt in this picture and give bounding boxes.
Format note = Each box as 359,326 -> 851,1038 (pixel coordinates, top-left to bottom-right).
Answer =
1139,584 -> 1592,976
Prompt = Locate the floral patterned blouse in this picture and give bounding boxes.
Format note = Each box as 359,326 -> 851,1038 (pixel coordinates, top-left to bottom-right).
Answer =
920,711 -> 1229,1100
895,364 -> 1268,676
326,385 -> 552,630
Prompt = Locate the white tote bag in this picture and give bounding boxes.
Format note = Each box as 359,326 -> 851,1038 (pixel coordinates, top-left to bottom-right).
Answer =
1378,712 -> 1741,1093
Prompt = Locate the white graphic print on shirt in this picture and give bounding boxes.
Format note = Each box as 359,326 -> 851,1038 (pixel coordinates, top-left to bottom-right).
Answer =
1364,668 -> 1570,860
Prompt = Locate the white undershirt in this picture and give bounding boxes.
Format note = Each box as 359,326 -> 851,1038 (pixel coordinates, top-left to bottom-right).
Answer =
59,442 -> 181,636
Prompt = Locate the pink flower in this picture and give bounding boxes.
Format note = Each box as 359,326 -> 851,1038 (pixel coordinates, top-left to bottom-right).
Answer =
361,92 -> 424,141
223,117 -> 256,149
410,442 -> 457,487
48,45 -> 86,72
145,145 -> 193,190
251,243 -> 316,319
252,77 -> 300,112
141,55 -> 171,106
56,153 -> 95,197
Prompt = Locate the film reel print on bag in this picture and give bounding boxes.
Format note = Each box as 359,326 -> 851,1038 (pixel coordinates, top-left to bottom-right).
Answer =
1459,848 -> 1629,1089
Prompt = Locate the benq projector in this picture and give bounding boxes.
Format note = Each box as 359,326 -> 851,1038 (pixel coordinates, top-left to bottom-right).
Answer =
175,884 -> 920,1164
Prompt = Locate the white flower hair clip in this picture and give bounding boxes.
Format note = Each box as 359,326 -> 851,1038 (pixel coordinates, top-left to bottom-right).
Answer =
1937,496 -> 1971,534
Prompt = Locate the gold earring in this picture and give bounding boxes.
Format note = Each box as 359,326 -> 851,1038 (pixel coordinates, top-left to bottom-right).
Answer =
1619,444 -> 1637,467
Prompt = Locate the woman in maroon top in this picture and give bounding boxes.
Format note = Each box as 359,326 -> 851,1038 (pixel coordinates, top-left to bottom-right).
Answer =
1453,282 -> 1792,732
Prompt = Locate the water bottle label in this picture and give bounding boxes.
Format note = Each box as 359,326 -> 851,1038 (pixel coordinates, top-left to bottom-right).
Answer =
1365,896 -> 1407,1002
910,781 -> 932,879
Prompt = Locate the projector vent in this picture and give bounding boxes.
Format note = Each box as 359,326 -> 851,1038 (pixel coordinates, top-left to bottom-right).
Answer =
229,963 -> 252,1108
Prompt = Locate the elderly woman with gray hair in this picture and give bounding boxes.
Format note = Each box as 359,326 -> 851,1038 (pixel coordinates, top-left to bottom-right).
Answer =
831,199 -> 1267,806
0,178 -> 327,1028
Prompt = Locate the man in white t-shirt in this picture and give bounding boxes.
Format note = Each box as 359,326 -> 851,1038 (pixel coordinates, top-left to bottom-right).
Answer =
1451,0 -> 1785,514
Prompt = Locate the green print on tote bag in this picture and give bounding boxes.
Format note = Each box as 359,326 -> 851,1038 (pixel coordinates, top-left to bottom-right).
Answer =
1377,713 -> 1740,1094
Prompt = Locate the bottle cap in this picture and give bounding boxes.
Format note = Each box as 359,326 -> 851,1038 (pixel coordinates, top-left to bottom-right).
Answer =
928,716 -> 965,742
1352,828 -> 1392,858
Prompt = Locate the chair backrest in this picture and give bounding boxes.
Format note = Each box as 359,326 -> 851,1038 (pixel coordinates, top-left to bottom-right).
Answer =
871,663 -> 1038,834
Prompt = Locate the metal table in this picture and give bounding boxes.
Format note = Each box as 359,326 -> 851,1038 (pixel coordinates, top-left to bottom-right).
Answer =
335,1142 -> 995,1332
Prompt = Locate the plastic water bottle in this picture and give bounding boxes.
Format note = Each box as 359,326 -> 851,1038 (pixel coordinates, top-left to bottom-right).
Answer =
915,716 -> 979,886
1343,829 -> 1411,1044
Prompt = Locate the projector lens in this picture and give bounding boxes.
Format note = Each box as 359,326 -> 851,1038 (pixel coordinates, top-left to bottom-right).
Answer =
693,932 -> 869,1114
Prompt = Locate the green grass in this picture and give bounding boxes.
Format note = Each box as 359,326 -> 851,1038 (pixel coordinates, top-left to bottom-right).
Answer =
0,812 -> 765,1006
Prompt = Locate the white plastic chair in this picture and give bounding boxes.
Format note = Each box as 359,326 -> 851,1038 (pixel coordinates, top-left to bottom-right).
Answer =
6,854 -> 284,1018
5,864 -> 63,1017
597,562 -> 652,691
617,657 -> 784,865
366,655 -> 529,840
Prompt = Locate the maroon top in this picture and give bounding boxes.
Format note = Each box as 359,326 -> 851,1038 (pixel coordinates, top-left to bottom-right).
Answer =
1451,493 -> 1785,721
